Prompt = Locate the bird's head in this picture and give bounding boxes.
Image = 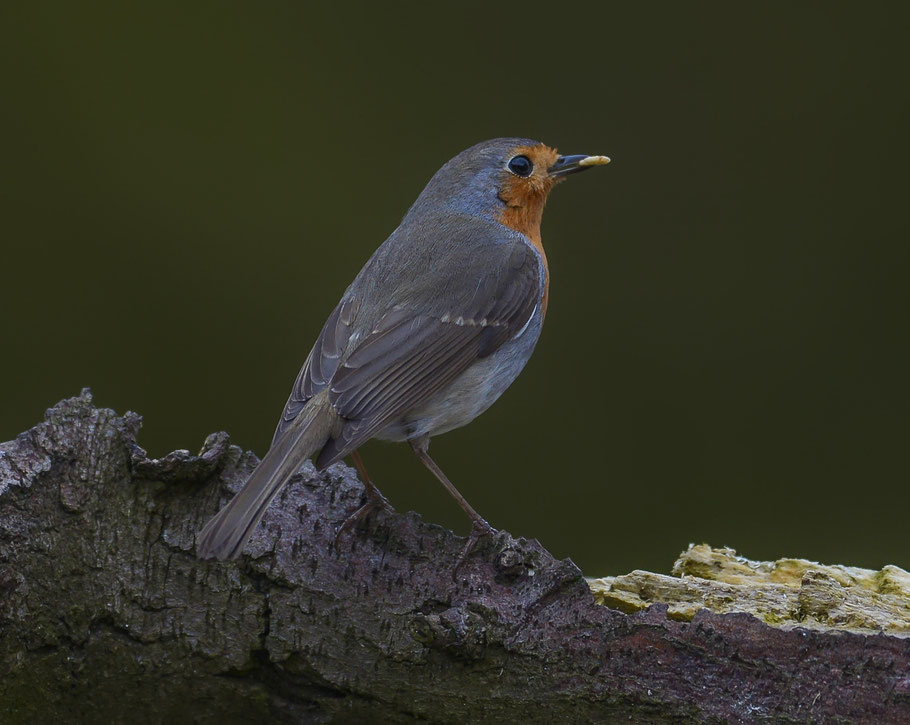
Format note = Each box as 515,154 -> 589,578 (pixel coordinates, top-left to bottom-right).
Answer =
408,137 -> 609,244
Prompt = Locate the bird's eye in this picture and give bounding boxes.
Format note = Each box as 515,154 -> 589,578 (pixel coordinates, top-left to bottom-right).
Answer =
507,155 -> 533,177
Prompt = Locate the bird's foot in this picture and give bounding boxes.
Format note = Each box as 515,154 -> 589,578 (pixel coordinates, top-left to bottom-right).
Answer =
334,488 -> 394,546
453,518 -> 497,575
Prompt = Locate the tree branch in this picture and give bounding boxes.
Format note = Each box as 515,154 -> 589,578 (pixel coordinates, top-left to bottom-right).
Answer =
2,391 -> 908,723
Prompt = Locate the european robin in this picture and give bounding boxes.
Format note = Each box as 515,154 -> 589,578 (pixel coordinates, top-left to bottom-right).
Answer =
197,138 -> 609,560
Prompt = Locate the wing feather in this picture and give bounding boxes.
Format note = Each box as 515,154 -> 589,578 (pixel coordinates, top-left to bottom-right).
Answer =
272,296 -> 360,444
314,241 -> 541,467
273,233 -> 542,465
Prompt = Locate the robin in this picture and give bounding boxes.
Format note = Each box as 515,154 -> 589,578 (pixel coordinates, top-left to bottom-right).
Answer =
197,138 -> 609,561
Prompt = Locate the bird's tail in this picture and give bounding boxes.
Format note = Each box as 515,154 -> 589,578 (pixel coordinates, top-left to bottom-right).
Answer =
196,392 -> 336,560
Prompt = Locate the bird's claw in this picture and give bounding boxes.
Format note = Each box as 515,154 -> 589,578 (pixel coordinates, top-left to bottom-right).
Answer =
453,519 -> 497,575
334,489 -> 394,546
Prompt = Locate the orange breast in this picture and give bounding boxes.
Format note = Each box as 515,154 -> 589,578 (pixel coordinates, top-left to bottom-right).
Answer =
498,172 -> 552,320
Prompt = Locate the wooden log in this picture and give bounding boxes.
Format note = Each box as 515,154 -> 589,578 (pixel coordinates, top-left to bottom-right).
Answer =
2,391 -> 908,723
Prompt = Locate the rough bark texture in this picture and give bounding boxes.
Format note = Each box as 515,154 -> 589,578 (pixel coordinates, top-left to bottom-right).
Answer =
2,391 -> 909,723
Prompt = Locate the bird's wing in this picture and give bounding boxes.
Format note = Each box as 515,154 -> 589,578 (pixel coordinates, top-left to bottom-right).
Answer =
314,240 -> 542,467
272,295 -> 360,445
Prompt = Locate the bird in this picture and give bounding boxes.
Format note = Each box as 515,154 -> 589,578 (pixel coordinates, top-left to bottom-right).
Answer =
196,137 -> 609,561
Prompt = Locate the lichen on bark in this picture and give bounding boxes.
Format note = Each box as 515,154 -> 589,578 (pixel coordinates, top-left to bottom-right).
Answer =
588,544 -> 910,636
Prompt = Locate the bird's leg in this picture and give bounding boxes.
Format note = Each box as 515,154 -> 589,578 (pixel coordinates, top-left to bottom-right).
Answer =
409,435 -> 495,568
351,449 -> 393,511
335,449 -> 393,543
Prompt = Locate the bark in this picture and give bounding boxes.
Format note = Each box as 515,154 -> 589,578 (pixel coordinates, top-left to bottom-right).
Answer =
1,390 -> 908,724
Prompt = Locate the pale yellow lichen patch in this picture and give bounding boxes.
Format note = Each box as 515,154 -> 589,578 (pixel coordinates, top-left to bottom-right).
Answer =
587,544 -> 910,638
877,565 -> 910,596
588,578 -> 647,614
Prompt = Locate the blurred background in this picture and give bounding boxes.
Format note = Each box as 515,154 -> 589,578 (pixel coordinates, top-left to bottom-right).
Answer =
2,2 -> 908,575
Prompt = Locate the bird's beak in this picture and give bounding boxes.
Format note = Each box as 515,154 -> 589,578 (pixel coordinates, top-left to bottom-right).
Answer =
548,154 -> 611,178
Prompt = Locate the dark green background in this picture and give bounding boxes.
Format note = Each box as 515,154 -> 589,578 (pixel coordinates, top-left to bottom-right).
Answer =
3,3 -> 908,575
